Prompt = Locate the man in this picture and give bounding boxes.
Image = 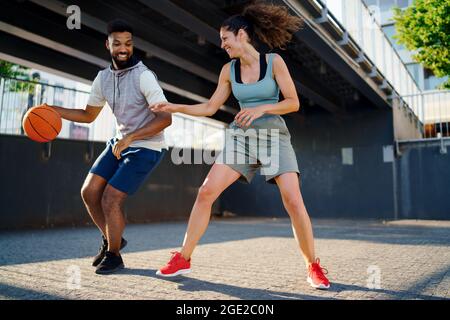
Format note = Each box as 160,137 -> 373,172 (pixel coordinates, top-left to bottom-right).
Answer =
47,19 -> 171,274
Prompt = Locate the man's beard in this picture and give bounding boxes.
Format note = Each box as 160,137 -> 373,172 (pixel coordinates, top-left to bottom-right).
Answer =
112,55 -> 131,70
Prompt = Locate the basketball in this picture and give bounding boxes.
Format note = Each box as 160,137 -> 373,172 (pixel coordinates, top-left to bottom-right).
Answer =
22,105 -> 62,143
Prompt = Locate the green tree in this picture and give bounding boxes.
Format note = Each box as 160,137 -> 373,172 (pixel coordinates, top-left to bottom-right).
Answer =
0,60 -> 29,78
393,0 -> 450,89
0,60 -> 40,96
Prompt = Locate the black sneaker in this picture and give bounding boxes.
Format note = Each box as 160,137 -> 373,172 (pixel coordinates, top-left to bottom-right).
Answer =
95,251 -> 125,274
92,237 -> 128,267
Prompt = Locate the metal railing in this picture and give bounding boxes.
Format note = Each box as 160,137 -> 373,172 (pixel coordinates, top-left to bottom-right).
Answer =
319,0 -> 422,98
0,76 -> 225,150
0,75 -> 115,141
310,1 -> 450,142
401,90 -> 450,139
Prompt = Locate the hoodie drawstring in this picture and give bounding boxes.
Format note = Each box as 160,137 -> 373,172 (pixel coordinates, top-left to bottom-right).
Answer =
110,56 -> 139,115
113,75 -> 116,114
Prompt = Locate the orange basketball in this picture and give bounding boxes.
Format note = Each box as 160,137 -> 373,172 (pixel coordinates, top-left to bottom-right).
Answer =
22,105 -> 62,143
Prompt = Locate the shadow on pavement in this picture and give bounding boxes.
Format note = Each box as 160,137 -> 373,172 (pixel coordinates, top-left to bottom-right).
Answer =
116,268 -> 336,300
0,219 -> 449,266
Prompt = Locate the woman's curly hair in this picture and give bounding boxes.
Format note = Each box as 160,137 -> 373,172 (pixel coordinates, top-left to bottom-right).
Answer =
221,1 -> 303,50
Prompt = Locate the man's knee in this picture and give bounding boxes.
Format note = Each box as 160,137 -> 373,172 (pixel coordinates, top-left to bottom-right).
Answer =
81,184 -> 102,206
81,174 -> 106,205
101,186 -> 126,213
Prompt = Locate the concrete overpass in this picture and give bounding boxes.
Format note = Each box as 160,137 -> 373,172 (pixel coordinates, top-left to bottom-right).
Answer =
0,0 -> 396,123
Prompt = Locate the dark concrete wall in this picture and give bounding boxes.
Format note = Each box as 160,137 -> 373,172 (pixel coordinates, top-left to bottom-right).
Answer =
2,110 -> 449,230
221,107 -> 397,219
0,135 -> 213,230
393,98 -> 422,141
222,107 -> 450,221
395,143 -> 450,220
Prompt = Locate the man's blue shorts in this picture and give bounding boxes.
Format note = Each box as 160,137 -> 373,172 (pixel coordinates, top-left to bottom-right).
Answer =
90,138 -> 166,195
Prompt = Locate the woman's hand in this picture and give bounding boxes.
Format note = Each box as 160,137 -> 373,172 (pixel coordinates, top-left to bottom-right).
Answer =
149,102 -> 180,114
234,106 -> 266,128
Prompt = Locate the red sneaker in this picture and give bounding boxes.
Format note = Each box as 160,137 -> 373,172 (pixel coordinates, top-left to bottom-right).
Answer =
307,258 -> 330,289
156,251 -> 191,277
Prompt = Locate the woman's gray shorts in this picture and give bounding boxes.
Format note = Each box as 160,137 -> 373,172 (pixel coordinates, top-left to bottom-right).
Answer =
216,116 -> 299,184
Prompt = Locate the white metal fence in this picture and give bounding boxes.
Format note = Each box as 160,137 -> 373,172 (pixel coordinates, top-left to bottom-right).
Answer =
318,0 -> 450,140
0,76 -> 225,150
402,90 -> 450,139
321,0 -> 422,98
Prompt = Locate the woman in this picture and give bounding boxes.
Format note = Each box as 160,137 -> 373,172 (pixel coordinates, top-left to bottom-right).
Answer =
151,2 -> 330,289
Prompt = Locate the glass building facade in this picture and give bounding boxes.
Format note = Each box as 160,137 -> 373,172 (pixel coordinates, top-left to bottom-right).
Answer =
362,0 -> 448,91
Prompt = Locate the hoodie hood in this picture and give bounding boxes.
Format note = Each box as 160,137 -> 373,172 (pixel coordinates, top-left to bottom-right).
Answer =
109,55 -> 141,75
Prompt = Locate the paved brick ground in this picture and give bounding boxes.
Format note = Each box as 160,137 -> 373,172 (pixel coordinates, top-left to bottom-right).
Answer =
0,218 -> 449,300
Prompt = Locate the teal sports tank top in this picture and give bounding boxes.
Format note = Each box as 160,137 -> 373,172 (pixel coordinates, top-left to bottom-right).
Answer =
229,53 -> 290,134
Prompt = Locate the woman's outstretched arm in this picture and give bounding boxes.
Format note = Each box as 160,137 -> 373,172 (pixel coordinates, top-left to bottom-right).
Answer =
150,63 -> 232,117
